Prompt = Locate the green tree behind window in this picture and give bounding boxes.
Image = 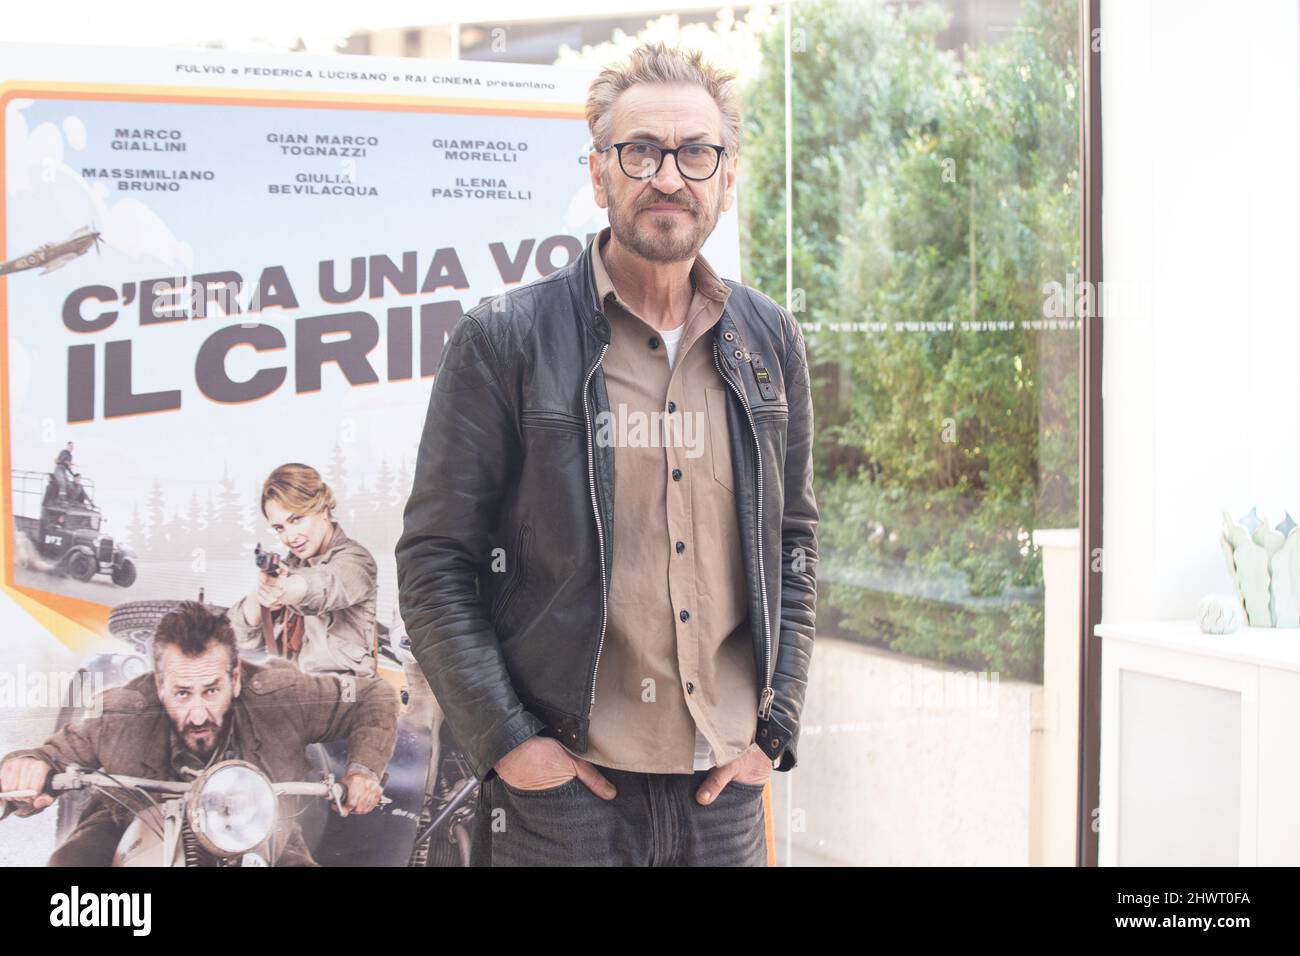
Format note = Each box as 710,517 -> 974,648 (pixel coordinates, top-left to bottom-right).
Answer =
742,0 -> 1080,681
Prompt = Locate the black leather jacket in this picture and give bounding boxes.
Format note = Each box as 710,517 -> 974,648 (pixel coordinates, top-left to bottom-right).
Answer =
396,232 -> 818,782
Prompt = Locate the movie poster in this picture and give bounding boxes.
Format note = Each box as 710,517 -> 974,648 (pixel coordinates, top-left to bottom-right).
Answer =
0,39 -> 743,866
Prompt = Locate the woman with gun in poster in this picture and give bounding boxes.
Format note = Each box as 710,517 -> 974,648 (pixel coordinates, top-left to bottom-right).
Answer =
228,462 -> 380,677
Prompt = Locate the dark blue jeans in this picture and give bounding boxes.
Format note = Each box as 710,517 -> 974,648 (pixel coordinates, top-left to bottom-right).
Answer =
470,765 -> 768,866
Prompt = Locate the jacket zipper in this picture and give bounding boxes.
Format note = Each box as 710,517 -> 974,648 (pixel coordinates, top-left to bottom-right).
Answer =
583,341 -> 611,709
713,339 -> 774,720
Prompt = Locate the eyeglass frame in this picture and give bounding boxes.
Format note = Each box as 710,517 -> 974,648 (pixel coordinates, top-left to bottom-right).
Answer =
596,140 -> 728,181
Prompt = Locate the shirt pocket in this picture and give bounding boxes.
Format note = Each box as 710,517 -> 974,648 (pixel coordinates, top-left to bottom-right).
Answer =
704,386 -> 736,495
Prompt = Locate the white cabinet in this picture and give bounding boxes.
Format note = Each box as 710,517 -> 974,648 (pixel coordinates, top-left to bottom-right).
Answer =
1097,620 -> 1300,865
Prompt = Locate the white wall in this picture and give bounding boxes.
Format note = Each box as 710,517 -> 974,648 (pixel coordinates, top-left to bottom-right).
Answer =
1102,0 -> 1300,622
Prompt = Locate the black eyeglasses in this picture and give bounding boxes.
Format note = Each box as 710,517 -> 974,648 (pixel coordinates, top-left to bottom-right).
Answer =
597,141 -> 726,181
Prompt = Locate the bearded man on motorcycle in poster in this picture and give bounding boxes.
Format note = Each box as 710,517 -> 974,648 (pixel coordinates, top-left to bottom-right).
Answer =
0,601 -> 398,866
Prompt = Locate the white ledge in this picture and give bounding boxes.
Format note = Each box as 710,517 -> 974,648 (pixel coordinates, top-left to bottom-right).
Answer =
1096,618 -> 1300,673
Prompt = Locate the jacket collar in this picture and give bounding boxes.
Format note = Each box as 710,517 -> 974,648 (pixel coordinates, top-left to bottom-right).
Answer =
568,228 -> 753,373
567,232 -> 608,343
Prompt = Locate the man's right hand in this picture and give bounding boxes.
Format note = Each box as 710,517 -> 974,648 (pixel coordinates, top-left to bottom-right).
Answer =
494,736 -> 616,800
0,757 -> 53,813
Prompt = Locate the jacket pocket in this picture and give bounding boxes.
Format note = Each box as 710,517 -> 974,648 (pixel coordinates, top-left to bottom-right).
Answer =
704,387 -> 736,495
490,522 -> 531,626
520,408 -> 584,432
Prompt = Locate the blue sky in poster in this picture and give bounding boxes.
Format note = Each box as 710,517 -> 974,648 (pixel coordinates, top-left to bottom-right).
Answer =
5,94 -> 603,526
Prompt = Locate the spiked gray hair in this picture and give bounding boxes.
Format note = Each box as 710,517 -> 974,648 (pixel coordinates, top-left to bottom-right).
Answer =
586,41 -> 741,158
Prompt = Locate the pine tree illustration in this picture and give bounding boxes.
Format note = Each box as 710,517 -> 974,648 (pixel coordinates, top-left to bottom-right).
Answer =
326,440 -> 349,500
146,478 -> 166,557
211,465 -> 245,559
126,503 -> 146,552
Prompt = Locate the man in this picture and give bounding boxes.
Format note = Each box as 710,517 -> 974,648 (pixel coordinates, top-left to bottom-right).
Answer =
0,601 -> 397,866
68,474 -> 90,505
53,441 -> 74,498
397,41 -> 818,866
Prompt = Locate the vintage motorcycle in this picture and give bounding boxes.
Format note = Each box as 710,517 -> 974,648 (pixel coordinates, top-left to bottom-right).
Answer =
1,760 -> 389,866
49,594 -> 481,867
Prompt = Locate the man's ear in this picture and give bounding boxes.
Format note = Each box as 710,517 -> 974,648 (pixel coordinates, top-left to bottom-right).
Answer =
721,152 -> 740,213
589,150 -> 609,210
231,661 -> 242,698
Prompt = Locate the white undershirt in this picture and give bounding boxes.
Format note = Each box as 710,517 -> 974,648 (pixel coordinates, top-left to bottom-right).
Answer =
694,728 -> 715,771
660,321 -> 686,370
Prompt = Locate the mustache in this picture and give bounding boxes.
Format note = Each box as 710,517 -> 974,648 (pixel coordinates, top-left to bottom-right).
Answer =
641,195 -> 694,212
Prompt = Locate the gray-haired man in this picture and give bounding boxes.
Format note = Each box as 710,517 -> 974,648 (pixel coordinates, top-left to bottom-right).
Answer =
397,42 -> 818,866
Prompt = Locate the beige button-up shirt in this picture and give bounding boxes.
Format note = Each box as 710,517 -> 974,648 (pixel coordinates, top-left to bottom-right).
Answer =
560,225 -> 757,773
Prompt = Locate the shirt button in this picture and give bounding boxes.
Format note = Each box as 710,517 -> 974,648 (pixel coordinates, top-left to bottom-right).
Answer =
675,541 -> 685,554
686,682 -> 695,694
680,609 -> 690,622
649,336 -> 659,349
672,468 -> 682,481
668,400 -> 676,413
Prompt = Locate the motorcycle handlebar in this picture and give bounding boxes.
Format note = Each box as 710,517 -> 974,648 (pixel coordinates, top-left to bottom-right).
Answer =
4,769 -> 390,817
47,770 -> 191,795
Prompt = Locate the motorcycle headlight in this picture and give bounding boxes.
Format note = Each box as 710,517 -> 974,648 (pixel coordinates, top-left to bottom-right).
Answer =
188,760 -> 276,857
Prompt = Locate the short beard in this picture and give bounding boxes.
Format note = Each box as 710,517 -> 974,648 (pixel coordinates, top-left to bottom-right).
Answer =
604,171 -> 721,263
178,719 -> 226,759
